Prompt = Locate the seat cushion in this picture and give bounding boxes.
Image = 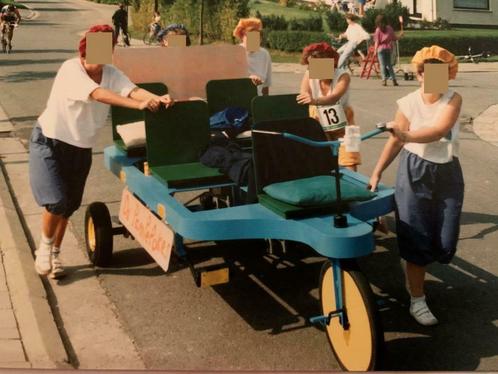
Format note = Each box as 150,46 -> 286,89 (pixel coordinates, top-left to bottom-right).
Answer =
116,121 -> 146,149
151,162 -> 231,188
263,175 -> 376,207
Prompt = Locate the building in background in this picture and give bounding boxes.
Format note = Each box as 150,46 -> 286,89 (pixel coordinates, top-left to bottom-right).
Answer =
398,0 -> 497,26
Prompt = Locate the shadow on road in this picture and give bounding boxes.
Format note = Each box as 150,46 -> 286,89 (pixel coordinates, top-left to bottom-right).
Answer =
0,58 -> 65,66
41,7 -> 85,12
361,212 -> 498,370
9,49 -> 74,54
0,70 -> 56,83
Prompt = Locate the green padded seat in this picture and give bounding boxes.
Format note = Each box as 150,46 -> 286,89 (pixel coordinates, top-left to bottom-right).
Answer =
151,163 -> 227,189
263,175 -> 376,207
258,193 -> 346,219
259,176 -> 376,219
111,82 -> 168,156
145,100 -> 231,189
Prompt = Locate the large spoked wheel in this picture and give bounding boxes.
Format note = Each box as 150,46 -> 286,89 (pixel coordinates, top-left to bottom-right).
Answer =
319,260 -> 384,371
85,202 -> 113,267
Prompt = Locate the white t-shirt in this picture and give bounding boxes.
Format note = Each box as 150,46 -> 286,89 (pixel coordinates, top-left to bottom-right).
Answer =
244,46 -> 272,96
38,58 -> 136,148
345,23 -> 370,44
397,89 -> 460,164
309,67 -> 350,108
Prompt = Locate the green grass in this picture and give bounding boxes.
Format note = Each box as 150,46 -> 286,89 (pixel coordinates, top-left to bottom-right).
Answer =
269,49 -> 301,63
249,0 -> 314,18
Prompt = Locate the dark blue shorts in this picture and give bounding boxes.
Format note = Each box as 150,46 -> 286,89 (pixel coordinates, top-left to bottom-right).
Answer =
29,125 -> 92,218
395,150 -> 464,266
358,0 -> 366,5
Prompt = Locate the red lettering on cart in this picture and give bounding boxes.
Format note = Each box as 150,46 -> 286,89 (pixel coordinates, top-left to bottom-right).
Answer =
118,189 -> 173,271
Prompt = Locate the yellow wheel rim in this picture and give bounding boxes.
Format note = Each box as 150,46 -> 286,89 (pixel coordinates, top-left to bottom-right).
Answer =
87,217 -> 96,252
321,266 -> 373,371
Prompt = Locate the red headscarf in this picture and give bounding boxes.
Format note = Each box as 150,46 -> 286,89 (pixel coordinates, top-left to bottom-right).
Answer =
79,25 -> 117,59
301,42 -> 339,67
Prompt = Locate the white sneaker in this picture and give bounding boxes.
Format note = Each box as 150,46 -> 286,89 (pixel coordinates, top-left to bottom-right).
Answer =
49,249 -> 65,279
35,246 -> 52,276
410,298 -> 439,326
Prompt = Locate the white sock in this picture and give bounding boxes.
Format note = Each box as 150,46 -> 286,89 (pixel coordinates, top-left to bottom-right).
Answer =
410,295 -> 426,304
52,246 -> 60,253
41,233 -> 54,244
39,233 -> 54,252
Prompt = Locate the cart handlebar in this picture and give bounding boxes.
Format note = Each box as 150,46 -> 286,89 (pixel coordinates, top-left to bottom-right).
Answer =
253,122 -> 389,150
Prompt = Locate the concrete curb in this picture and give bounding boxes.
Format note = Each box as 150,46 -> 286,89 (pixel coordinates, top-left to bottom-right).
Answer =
0,159 -> 69,368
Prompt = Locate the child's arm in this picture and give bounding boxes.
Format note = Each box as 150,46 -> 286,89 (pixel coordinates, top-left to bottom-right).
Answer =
391,93 -> 462,143
368,110 -> 409,191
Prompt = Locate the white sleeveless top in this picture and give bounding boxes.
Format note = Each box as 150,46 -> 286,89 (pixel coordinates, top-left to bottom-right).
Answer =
397,89 -> 460,164
309,67 -> 350,108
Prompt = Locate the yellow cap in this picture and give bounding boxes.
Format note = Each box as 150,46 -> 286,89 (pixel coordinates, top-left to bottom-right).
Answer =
411,45 -> 458,80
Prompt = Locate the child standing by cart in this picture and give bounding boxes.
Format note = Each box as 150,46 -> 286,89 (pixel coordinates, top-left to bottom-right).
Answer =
297,42 -> 361,171
30,25 -> 174,279
233,18 -> 272,96
369,46 -> 463,326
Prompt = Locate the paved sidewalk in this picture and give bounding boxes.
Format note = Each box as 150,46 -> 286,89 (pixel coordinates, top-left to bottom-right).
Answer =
0,254 -> 30,368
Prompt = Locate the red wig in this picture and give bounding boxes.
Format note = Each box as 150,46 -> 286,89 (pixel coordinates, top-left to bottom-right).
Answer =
79,25 -> 117,59
301,42 -> 339,67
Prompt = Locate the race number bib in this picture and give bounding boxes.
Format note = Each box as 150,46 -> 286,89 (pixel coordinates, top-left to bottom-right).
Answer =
317,104 -> 348,132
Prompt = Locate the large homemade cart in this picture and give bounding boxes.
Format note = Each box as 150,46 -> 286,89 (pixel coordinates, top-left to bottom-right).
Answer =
83,46 -> 395,371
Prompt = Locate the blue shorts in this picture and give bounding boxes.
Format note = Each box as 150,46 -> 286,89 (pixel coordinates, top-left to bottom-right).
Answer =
358,0 -> 366,5
395,150 -> 464,266
29,125 -> 92,218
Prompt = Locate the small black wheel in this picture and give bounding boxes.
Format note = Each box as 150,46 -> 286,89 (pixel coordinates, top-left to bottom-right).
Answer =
143,31 -> 157,45
319,260 -> 384,371
85,202 -> 113,267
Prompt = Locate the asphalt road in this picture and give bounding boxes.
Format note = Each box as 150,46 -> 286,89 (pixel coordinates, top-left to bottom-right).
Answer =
1,0 -> 498,370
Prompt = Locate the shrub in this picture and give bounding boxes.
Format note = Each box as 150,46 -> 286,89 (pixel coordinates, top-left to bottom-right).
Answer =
361,1 -> 409,32
434,17 -> 452,30
256,12 -> 289,31
325,8 -> 347,32
266,30 -> 330,52
399,34 -> 498,56
289,15 -> 323,32
160,0 -> 249,42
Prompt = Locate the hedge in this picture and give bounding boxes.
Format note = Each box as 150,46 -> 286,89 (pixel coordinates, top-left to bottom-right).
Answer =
288,15 -> 323,32
266,30 -> 498,56
398,34 -> 498,56
265,30 -> 330,52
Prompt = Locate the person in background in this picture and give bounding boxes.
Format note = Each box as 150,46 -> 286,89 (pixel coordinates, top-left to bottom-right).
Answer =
335,13 -> 370,69
112,3 -> 130,46
150,10 -> 162,36
0,3 -> 21,52
30,25 -> 174,279
157,23 -> 191,47
296,42 -> 360,171
358,0 -> 366,16
233,18 -> 272,96
369,46 -> 462,326
374,14 -> 404,86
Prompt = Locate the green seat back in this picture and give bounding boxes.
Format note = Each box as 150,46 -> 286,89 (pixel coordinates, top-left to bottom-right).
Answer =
251,94 -> 309,124
145,100 -> 210,168
145,100 -> 229,187
206,78 -> 257,115
111,82 -> 168,146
